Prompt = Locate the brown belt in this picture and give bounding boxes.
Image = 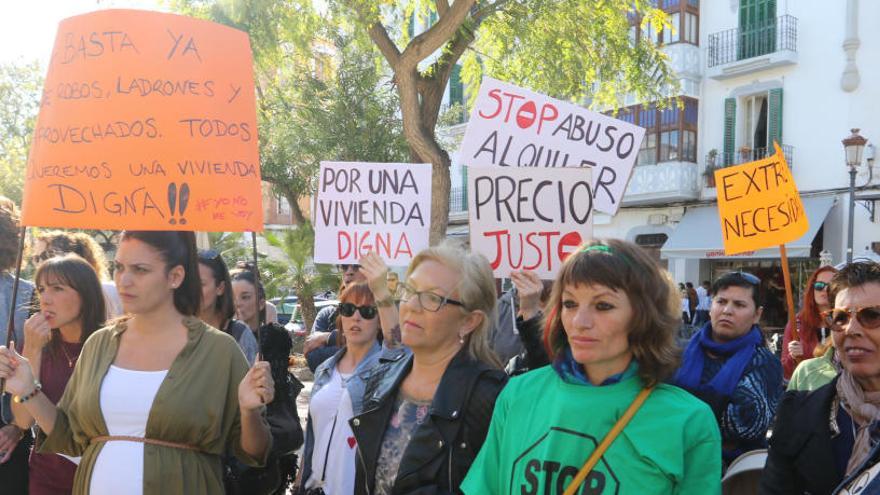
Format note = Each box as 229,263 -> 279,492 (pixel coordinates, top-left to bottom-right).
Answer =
90,435 -> 204,454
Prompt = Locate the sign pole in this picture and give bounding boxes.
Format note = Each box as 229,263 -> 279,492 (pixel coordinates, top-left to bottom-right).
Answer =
250,231 -> 263,360
1,226 -> 27,406
780,244 -> 798,344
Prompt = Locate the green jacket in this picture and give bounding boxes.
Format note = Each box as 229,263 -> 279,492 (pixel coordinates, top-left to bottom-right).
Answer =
38,317 -> 267,494
787,347 -> 839,392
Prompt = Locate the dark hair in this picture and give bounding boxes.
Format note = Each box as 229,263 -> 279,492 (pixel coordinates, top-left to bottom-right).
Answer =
34,254 -> 106,359
35,231 -> 110,281
119,231 -> 201,316
0,197 -> 21,271
230,267 -> 266,322
829,261 -> 880,305
334,283 -> 380,347
685,282 -> 694,288
543,239 -> 680,387
198,250 -> 235,328
712,272 -> 762,308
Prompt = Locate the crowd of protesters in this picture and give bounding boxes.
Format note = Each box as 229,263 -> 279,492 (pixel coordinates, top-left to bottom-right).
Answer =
1,193 -> 879,494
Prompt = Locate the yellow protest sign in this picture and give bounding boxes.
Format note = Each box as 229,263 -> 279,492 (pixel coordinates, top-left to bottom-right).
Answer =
715,143 -> 807,255
21,9 -> 263,231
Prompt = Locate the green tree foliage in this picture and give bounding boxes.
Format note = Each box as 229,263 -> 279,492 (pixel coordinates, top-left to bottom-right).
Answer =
263,223 -> 340,331
0,60 -> 43,204
334,0 -> 677,241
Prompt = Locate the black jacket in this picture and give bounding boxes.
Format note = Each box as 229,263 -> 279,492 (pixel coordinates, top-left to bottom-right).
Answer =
759,378 -> 844,495
350,348 -> 507,495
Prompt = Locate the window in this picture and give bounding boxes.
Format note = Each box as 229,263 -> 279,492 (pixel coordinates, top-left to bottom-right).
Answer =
618,97 -> 699,165
684,12 -> 698,44
665,13 -> 681,44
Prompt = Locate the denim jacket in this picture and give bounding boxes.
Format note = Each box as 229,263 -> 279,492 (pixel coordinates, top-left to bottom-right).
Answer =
0,272 -> 33,348
298,341 -> 383,489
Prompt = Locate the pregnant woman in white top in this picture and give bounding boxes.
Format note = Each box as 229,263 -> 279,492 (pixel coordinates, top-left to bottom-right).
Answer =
0,231 -> 276,494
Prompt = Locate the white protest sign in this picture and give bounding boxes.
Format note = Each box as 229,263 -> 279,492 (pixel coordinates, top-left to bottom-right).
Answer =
460,77 -> 645,215
314,162 -> 431,266
468,166 -> 593,279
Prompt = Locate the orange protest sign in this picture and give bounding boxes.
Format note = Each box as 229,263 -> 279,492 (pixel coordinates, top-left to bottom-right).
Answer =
21,9 -> 263,231
715,143 -> 807,255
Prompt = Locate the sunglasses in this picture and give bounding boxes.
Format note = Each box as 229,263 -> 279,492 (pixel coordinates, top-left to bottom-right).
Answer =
735,271 -> 761,285
31,250 -> 56,265
823,306 -> 880,332
198,249 -> 221,261
338,264 -> 360,272
813,281 -> 830,292
338,302 -> 378,319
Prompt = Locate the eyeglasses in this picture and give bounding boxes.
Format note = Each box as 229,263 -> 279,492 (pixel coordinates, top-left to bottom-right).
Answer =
813,281 -> 830,292
823,306 -> 880,332
734,271 -> 761,285
338,264 -> 360,273
198,249 -> 221,261
399,283 -> 465,312
338,302 -> 378,319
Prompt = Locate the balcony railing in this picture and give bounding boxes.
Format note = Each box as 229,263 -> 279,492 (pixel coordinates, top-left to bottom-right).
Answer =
708,15 -> 797,68
704,144 -> 794,186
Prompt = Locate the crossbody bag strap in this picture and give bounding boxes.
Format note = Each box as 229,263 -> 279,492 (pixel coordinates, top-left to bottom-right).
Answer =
562,387 -> 654,495
318,414 -> 339,485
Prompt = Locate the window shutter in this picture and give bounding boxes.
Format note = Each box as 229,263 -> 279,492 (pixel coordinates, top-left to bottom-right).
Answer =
450,64 -> 463,107
462,165 -> 468,207
724,98 -> 736,164
408,14 -> 415,39
768,88 -> 783,147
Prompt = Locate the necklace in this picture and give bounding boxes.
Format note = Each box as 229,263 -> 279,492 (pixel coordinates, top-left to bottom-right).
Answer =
59,342 -> 78,368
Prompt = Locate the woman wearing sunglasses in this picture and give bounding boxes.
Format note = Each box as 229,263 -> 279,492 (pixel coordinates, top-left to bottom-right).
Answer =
349,244 -> 507,494
761,261 -> 880,494
297,283 -> 383,495
780,266 -> 838,380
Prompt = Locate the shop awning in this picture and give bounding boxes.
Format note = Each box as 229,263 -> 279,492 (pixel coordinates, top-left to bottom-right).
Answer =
661,195 -> 836,260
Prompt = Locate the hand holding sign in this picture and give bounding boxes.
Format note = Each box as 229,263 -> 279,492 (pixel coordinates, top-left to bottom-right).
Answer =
22,9 -> 262,231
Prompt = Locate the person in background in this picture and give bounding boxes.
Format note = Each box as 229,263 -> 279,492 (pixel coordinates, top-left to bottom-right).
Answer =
500,270 -> 552,376
693,280 -> 712,327
786,338 -> 839,392
686,282 -> 698,323
11,254 -> 106,495
680,283 -> 692,325
31,231 -> 123,319
297,283 -> 383,495
781,266 -> 838,380
385,271 -> 403,301
0,230 -> 274,494
760,261 -> 880,494
674,271 -> 783,466
0,197 -> 34,495
198,250 -> 258,365
350,243 -> 507,494
304,263 -> 367,372
231,267 -> 267,337
463,240 -> 720,494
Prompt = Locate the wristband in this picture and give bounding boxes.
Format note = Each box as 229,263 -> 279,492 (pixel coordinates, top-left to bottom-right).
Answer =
13,382 -> 42,404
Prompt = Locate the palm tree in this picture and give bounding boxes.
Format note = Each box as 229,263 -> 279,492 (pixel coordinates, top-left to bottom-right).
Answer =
263,223 -> 339,333
208,231 -> 249,263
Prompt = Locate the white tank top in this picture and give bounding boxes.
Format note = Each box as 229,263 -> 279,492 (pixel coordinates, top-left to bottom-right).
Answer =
89,365 -> 168,495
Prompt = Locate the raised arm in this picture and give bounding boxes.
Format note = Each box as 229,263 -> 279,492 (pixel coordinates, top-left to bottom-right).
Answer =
359,251 -> 401,348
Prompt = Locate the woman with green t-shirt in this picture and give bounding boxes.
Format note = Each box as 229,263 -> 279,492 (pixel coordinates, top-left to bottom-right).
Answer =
462,239 -> 722,495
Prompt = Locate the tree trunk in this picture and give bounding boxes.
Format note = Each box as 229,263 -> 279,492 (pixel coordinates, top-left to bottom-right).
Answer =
283,189 -> 307,226
297,287 -> 318,336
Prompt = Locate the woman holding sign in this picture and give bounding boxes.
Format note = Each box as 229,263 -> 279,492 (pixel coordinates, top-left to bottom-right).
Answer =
11,254 -> 105,495
0,231 -> 273,495
780,265 -> 837,380
349,244 -> 507,494
462,240 -> 721,495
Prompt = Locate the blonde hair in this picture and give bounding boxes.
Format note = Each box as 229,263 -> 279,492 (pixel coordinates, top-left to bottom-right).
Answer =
406,242 -> 502,368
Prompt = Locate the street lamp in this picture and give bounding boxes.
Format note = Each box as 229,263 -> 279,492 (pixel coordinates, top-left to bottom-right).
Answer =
842,128 -> 868,263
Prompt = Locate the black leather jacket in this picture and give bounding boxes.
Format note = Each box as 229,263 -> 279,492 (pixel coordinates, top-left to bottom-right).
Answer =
349,347 -> 507,495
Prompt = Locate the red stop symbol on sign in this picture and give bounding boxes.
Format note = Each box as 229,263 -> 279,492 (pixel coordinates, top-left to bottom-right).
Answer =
557,232 -> 582,263
516,101 -> 537,129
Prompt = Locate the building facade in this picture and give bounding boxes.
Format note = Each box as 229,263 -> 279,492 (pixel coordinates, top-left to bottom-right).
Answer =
442,0 -> 880,329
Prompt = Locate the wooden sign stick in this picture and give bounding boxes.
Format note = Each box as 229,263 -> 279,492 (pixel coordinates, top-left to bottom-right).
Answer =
780,244 -> 799,344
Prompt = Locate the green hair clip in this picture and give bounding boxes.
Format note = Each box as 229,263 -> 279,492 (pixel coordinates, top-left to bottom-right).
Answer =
580,244 -> 614,254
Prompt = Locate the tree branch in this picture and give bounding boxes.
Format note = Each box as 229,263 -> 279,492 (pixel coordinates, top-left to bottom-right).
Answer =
341,1 -> 402,68
472,0 -> 515,23
402,0 -> 475,65
435,0 -> 450,16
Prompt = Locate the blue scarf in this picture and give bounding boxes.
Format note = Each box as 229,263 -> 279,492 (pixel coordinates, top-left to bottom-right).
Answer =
553,347 -> 638,386
674,323 -> 763,397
